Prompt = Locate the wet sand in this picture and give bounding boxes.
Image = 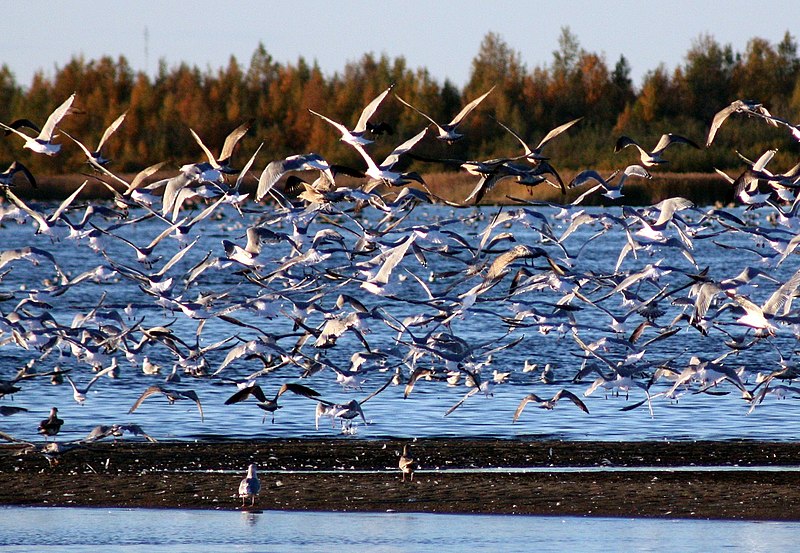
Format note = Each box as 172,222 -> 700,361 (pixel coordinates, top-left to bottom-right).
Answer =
2,439 -> 800,520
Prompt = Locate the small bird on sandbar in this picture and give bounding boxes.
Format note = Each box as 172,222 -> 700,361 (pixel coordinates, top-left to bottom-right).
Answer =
399,444 -> 418,482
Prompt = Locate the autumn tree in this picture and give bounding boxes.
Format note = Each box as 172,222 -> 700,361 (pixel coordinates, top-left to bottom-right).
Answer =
682,34 -> 735,121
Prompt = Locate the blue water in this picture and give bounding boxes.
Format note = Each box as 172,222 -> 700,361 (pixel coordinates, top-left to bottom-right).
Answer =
0,506 -> 797,553
1,200 -> 800,443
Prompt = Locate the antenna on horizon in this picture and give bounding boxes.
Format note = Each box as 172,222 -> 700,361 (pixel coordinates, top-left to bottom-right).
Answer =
144,26 -> 150,75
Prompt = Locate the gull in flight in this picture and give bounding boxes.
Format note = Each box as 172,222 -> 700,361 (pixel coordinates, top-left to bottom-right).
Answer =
569,165 -> 651,202
189,118 -> 253,173
706,99 -> 777,147
62,110 -> 127,168
256,152 -> 333,201
128,384 -> 204,421
0,93 -> 77,156
397,86 -> 495,143
224,382 -> 321,423
64,364 -> 116,405
512,389 -> 589,422
614,133 -> 700,167
350,127 -> 428,190
313,377 -> 393,431
309,84 -> 395,146
0,161 -> 36,189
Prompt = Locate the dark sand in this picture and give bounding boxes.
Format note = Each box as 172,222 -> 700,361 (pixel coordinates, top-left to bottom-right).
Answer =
3,439 -> 800,520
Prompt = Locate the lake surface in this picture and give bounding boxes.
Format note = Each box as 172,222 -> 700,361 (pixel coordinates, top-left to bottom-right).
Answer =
0,506 -> 797,553
2,199 -> 800,443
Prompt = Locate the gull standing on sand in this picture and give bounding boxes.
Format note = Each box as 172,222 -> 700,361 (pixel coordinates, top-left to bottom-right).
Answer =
239,463 -> 261,507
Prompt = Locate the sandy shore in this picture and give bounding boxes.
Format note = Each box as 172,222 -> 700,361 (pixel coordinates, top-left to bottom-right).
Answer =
2,438 -> 800,520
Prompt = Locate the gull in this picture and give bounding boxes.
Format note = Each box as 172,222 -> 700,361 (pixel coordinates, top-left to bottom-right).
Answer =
614,133 -> 701,167
399,444 -> 418,482
62,110 -> 127,168
512,389 -> 589,422
0,93 -> 77,155
224,382 -> 320,423
90,217 -> 179,267
444,379 -> 494,417
350,127 -> 428,190
706,99 -> 777,147
93,160 -> 168,206
38,407 -> 64,441
396,86 -> 495,143
82,423 -> 157,443
496,116 -> 582,162
64,364 -> 116,405
256,152 -> 334,201
102,235 -> 198,295
309,83 -> 394,146
463,160 -> 552,204
128,384 -> 204,421
189,118 -> 253,173
239,463 -> 261,508
493,116 -> 582,192
5,182 -> 88,238
0,245 -> 67,282
0,161 -> 36,189
313,377 -> 393,431
569,165 -> 651,201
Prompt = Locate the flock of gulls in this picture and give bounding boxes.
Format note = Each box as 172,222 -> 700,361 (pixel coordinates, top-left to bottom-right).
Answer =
2,85 -> 800,504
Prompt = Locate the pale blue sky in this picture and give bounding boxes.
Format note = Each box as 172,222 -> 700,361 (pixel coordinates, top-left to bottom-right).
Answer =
5,1 -> 799,90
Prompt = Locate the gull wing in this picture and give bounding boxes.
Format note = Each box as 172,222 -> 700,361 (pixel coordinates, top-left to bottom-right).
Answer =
359,376 -> 394,405
219,119 -> 253,163
512,393 -> 545,422
444,386 -> 480,417
380,127 -> 428,169
353,84 -> 394,133
190,128 -> 220,168
447,85 -> 495,127
535,117 -> 583,151
225,384 -> 268,405
177,389 -> 204,421
128,384 -> 165,414
39,93 -> 76,141
652,133 -> 700,154
97,110 -> 128,152
553,389 -> 590,413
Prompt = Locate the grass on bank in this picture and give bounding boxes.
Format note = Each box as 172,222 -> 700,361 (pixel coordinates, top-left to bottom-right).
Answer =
3,171 -> 736,207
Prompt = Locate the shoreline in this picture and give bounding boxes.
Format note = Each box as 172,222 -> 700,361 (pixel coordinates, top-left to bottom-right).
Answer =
3,438 -> 800,520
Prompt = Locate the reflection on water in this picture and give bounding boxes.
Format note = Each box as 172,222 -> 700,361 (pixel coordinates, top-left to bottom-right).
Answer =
0,506 -> 797,553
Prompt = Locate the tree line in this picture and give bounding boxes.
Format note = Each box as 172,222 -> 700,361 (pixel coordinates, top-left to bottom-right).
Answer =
1,28 -> 799,178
